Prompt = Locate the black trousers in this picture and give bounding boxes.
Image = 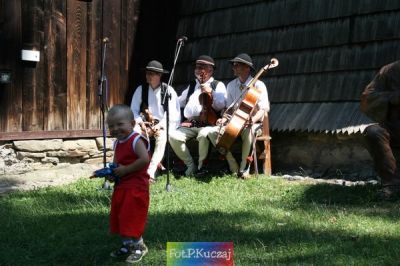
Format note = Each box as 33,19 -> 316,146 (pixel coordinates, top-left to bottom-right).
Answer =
364,124 -> 400,185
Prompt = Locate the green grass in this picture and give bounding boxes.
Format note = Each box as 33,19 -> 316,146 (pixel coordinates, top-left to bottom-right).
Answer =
1,175 -> 400,265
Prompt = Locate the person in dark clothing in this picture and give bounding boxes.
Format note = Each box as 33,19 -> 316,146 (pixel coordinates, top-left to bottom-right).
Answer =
361,60 -> 400,199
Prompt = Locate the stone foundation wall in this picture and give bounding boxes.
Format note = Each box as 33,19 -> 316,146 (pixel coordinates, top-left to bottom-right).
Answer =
0,138 -> 114,175
0,132 -> 387,181
270,132 -> 377,180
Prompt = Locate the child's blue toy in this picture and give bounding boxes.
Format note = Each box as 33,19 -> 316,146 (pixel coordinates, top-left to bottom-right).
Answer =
91,163 -> 119,183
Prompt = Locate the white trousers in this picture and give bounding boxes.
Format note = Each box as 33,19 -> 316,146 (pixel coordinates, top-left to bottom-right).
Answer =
208,124 -> 261,172
169,126 -> 215,170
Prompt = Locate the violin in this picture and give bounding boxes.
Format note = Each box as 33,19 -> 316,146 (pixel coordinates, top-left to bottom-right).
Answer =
198,74 -> 218,126
216,58 -> 279,154
199,88 -> 218,126
140,106 -> 160,137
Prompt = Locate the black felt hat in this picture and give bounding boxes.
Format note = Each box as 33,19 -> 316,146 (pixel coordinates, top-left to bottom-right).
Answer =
229,53 -> 255,70
143,60 -> 169,74
195,55 -> 215,68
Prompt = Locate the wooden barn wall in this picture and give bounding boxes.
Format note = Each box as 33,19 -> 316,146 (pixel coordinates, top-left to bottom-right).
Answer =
0,0 -> 140,138
126,0 -> 181,104
174,0 -> 400,103
0,0 -> 22,133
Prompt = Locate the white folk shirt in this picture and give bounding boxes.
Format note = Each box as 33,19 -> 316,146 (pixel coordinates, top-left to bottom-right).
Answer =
130,84 -> 181,129
178,77 -> 227,120
226,76 -> 269,114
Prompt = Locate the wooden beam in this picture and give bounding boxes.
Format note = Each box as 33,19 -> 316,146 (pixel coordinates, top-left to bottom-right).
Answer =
103,0 -> 122,106
21,0 -> 45,131
67,0 -> 88,130
43,0 -> 67,130
0,0 -> 22,132
86,0 -> 102,129
256,112 -> 272,176
0,130 -> 107,141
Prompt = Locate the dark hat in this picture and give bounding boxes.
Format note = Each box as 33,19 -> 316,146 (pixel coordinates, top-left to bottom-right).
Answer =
143,60 -> 169,74
195,55 -> 215,68
229,53 -> 255,70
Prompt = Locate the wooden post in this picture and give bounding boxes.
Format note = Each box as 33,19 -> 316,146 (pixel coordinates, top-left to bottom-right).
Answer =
256,112 -> 272,176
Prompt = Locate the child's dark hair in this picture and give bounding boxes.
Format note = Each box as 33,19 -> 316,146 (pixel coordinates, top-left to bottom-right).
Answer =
107,104 -> 134,120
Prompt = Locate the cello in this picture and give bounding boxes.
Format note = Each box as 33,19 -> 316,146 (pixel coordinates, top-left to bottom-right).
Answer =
216,58 -> 279,154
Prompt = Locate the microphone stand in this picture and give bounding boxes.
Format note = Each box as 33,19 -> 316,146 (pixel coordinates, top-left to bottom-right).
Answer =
98,37 -> 111,190
162,38 -> 186,192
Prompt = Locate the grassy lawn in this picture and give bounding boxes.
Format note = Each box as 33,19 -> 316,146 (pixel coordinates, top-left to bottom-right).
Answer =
1,174 -> 400,265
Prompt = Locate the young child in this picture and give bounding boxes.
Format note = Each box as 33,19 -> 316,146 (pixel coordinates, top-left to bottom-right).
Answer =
105,104 -> 150,263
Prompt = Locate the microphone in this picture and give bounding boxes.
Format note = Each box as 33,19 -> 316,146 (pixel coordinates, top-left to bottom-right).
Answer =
178,36 -> 188,42
103,37 -> 109,43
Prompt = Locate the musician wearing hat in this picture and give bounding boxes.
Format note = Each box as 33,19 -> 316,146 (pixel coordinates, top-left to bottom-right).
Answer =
207,53 -> 269,178
130,60 -> 181,181
169,55 -> 227,176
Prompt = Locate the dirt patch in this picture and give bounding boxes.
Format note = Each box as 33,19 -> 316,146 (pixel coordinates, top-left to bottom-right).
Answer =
0,163 -> 99,195
0,162 -> 379,196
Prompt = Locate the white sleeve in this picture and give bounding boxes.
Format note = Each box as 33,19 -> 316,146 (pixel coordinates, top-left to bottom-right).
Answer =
159,86 -> 181,128
178,86 -> 190,108
130,86 -> 144,124
256,81 -> 269,113
226,80 -> 235,107
184,89 -> 203,119
170,88 -> 182,124
211,81 -> 227,111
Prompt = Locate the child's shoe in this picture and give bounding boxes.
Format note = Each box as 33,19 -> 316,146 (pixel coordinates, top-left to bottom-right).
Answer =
125,242 -> 148,263
110,243 -> 133,258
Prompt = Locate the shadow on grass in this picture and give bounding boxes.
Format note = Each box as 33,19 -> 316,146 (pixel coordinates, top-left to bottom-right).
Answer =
1,181 -> 400,265
253,181 -> 400,221
300,183 -> 379,205
158,171 -> 230,184
0,177 -> 28,195
146,208 -> 400,265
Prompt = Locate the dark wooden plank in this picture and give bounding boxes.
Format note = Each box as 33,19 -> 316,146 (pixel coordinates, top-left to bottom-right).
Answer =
123,0 -> 141,104
119,0 -> 141,105
43,0 -> 67,130
0,0 -> 22,132
67,0 -> 88,130
178,11 -> 400,65
21,0 -> 45,132
0,0 -> 9,132
269,102 -> 373,133
119,0 -> 129,104
182,19 -> 349,61
102,0 -> 121,107
352,11 -> 400,43
0,130 -> 106,141
266,71 -> 374,103
86,0 -> 102,129
178,0 -> 400,39
179,0 -> 262,16
174,39 -> 400,87
259,41 -> 400,76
